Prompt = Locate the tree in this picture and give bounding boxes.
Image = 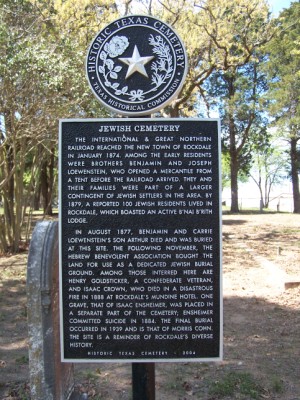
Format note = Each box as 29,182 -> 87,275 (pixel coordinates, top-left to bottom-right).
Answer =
147,0 -> 275,211
0,0 -> 283,252
0,0 -> 113,252
121,0 -> 217,118
264,2 -> 300,213
203,57 -> 271,211
0,0 -> 58,252
250,135 -> 288,209
201,0 -> 276,211
202,0 -> 275,212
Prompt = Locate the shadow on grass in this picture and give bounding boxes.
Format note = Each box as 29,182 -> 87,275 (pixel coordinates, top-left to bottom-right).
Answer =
222,219 -> 247,226
0,254 -> 299,399
0,273 -> 29,397
72,294 -> 300,400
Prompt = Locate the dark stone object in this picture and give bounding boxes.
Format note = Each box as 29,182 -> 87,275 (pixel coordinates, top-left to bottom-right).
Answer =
27,221 -> 75,400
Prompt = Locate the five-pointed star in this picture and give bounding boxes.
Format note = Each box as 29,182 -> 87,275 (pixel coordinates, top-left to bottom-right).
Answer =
119,45 -> 154,79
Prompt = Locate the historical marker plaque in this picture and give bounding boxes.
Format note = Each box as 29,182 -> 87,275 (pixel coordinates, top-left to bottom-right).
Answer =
86,15 -> 187,116
59,118 -> 222,362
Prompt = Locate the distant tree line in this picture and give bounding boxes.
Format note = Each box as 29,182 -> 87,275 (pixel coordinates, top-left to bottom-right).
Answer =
0,0 -> 299,253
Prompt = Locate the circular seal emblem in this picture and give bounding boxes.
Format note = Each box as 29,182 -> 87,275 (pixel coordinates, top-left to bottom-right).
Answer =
86,15 -> 188,116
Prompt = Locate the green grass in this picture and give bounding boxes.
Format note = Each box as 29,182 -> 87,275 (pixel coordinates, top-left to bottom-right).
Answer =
209,371 -> 262,399
15,355 -> 29,365
270,376 -> 284,394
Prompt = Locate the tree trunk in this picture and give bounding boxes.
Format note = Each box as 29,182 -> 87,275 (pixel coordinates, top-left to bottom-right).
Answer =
5,144 -> 15,227
40,154 -> 54,216
290,137 -> 300,213
13,159 -> 24,253
169,103 -> 180,118
225,74 -> 239,213
0,215 -> 9,253
3,143 -> 15,249
33,182 -> 41,211
47,150 -> 55,215
230,154 -> 239,212
40,161 -> 50,215
229,103 -> 239,212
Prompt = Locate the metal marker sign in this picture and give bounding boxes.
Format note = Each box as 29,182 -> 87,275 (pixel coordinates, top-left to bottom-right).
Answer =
86,15 -> 187,115
59,118 -> 222,362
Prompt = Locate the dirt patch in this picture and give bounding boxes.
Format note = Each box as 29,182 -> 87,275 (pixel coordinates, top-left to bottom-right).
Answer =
0,213 -> 299,399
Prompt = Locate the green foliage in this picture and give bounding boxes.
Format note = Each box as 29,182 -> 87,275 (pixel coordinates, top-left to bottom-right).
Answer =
265,2 -> 300,129
251,141 -> 288,207
0,0 -> 298,251
195,0 -> 275,211
221,153 -> 231,188
0,0 -> 112,252
263,2 -> 300,212
15,355 -> 29,365
205,58 -> 271,210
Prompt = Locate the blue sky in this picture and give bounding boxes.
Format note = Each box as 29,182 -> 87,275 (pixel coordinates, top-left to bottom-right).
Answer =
268,0 -> 293,15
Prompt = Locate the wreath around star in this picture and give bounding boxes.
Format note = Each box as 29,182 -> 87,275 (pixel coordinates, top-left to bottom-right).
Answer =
98,35 -> 174,101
